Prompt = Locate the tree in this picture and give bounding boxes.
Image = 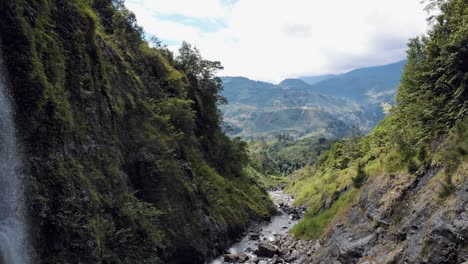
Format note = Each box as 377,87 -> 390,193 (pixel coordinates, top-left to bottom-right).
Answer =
149,35 -> 163,47
175,42 -> 248,177
155,98 -> 195,137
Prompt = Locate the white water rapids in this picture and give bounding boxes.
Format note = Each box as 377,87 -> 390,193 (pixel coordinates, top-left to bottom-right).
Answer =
0,53 -> 30,264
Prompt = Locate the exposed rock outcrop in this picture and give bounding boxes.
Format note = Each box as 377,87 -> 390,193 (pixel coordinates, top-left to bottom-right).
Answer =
307,164 -> 468,264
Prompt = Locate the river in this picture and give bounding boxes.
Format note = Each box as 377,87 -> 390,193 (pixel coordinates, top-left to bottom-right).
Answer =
209,190 -> 304,264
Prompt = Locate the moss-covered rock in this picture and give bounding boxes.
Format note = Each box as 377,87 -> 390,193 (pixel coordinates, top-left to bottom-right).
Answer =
0,0 -> 275,263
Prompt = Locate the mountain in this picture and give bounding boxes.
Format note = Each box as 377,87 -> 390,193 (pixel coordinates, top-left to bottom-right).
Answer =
299,74 -> 339,85
221,60 -> 406,139
279,78 -> 314,89
220,77 -> 371,139
307,60 -> 407,103
221,60 -> 406,137
241,108 -> 351,139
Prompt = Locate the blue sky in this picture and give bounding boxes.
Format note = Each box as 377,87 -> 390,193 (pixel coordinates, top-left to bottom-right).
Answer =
125,0 -> 429,82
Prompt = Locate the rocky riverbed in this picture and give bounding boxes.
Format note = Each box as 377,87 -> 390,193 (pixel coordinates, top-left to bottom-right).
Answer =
208,190 -> 320,264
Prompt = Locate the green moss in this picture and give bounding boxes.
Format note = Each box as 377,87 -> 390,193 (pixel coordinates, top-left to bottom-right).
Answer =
192,161 -> 275,227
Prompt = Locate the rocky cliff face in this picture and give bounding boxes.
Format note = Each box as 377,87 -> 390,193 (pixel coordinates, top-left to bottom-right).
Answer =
285,119 -> 468,264
310,162 -> 467,264
0,1 -> 274,263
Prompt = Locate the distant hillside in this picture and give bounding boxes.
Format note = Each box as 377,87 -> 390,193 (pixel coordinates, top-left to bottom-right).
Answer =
220,77 -> 377,139
299,74 -> 339,85
306,60 -> 406,103
279,78 -> 314,90
241,108 -> 350,139
221,60 -> 405,139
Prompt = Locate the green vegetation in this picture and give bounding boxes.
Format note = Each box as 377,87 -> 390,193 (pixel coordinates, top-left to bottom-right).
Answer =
287,0 -> 467,239
0,0 -> 274,262
439,174 -> 456,198
291,189 -> 357,239
249,136 -> 335,176
351,164 -> 367,188
286,135 -> 369,217
243,165 -> 287,190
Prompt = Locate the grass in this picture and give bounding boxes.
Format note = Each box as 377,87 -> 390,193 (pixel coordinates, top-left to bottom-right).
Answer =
244,165 -> 287,189
291,189 -> 357,239
287,117 -> 468,239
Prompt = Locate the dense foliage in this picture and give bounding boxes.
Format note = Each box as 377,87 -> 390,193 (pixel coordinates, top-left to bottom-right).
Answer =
0,0 -> 274,263
249,137 -> 334,176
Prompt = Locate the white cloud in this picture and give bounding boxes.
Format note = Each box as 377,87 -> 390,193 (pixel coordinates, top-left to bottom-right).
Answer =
126,0 -> 429,83
126,0 -> 231,19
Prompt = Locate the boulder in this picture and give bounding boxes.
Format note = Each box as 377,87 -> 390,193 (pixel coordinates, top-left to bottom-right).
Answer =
224,254 -> 238,263
223,252 -> 250,263
271,254 -> 284,263
284,249 -> 301,262
237,252 -> 250,262
256,242 -> 279,257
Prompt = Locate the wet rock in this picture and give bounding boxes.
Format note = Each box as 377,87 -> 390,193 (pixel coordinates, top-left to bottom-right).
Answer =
237,252 -> 250,262
334,233 -> 376,263
249,234 -> 260,241
223,252 -> 250,263
224,254 -> 238,263
284,249 -> 300,261
271,254 -> 284,263
256,242 -> 279,257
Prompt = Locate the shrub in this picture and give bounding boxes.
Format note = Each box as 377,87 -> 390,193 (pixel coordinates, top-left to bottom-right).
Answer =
439,174 -> 456,199
407,159 -> 419,173
351,164 -> 367,188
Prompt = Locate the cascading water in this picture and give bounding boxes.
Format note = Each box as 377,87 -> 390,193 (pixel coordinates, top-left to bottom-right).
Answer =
0,53 -> 30,263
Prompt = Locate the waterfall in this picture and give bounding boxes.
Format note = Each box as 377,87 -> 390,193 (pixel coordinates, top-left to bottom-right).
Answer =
0,54 -> 30,263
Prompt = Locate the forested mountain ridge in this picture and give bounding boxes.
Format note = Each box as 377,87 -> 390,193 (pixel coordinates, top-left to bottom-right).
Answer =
0,1 -> 275,263
286,0 -> 468,262
220,60 -> 405,139
307,60 -> 406,103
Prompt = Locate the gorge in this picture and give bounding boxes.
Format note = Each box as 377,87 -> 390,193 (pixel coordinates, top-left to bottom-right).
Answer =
0,0 -> 466,263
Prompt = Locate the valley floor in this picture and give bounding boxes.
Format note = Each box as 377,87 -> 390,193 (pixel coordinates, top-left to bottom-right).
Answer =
209,190 -> 315,264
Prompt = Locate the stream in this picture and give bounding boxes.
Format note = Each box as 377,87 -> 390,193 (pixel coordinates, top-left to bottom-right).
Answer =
209,190 -> 306,264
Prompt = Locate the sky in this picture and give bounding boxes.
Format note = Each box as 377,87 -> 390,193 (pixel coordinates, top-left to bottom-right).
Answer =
125,0 -> 429,83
